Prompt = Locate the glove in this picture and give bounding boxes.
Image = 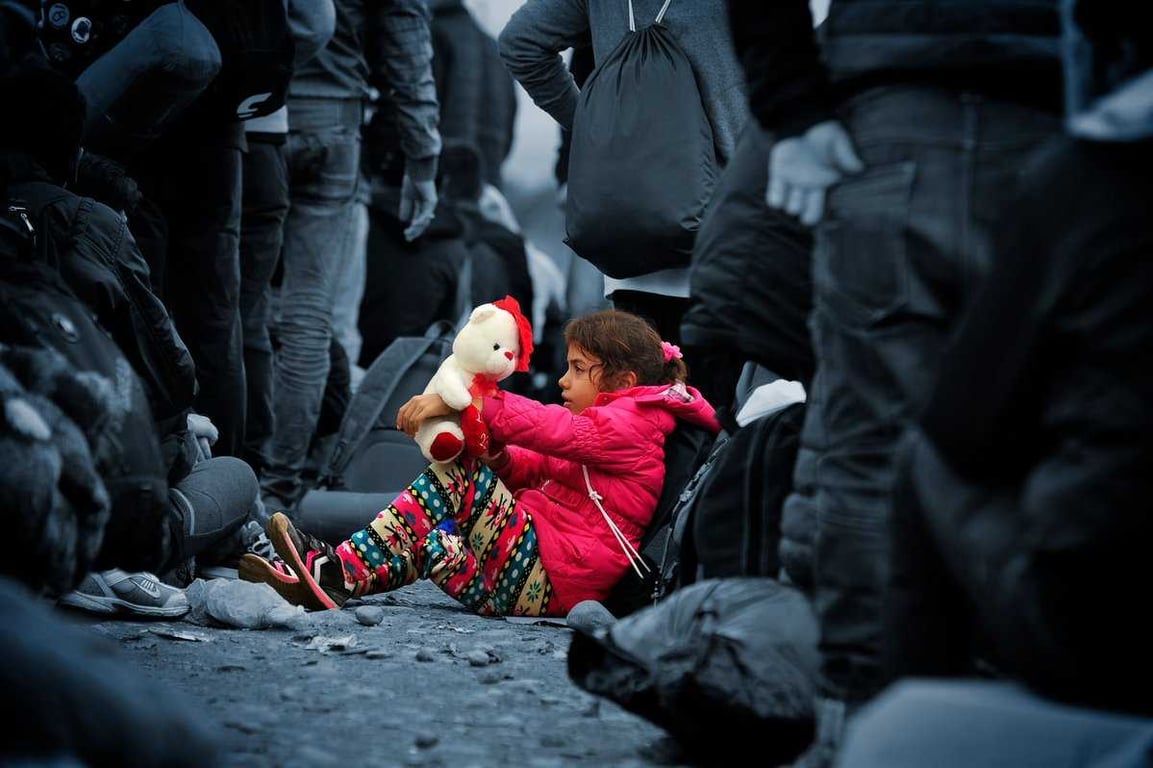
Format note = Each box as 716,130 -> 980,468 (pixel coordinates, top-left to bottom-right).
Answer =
399,156 -> 438,242
767,120 -> 864,226
186,412 -> 218,461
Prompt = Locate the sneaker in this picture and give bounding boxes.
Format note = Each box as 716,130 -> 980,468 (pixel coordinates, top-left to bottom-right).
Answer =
265,512 -> 353,611
200,521 -> 288,581
58,569 -> 191,619
238,552 -> 301,602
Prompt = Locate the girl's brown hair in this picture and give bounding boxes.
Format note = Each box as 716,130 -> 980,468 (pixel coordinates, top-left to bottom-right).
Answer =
563,310 -> 688,391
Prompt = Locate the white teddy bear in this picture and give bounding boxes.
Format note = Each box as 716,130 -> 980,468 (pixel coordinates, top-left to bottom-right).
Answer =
414,296 -> 533,465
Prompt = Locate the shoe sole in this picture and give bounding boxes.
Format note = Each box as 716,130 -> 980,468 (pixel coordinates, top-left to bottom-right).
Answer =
57,590 -> 190,619
267,514 -> 340,611
237,554 -> 298,585
238,554 -> 313,607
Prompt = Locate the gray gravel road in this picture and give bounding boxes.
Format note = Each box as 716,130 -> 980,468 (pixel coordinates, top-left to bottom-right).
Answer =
65,580 -> 691,768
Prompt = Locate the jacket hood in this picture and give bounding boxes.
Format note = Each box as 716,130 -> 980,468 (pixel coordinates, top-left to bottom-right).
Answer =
595,382 -> 721,433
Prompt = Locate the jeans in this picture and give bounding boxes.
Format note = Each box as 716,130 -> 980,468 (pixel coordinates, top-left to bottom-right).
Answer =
239,135 -> 290,474
839,680 -> 1153,768
260,98 -> 362,511
330,193 -> 369,383
784,86 -> 1058,702
168,456 -> 259,564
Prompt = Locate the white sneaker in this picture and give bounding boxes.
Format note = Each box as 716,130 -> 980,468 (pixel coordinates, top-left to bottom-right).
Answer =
58,569 -> 191,618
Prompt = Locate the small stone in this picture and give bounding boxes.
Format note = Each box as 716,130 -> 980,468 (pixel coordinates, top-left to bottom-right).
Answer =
566,600 -> 616,635
365,649 -> 393,660
355,606 -> 384,626
465,650 -> 492,667
415,648 -> 437,662
414,733 -> 439,749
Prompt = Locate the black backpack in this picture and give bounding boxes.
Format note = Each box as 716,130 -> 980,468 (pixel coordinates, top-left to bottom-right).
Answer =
184,0 -> 295,121
315,321 -> 457,494
601,421 -> 718,617
295,321 -> 457,544
603,401 -> 806,618
687,403 -> 805,582
564,0 -> 717,278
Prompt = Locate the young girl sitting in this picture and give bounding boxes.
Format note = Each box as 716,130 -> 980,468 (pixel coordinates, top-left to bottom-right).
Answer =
239,309 -> 720,617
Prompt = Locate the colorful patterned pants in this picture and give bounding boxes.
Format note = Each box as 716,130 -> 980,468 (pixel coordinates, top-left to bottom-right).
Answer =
334,460 -> 555,617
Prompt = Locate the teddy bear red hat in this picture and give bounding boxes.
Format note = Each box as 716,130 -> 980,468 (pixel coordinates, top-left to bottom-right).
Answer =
492,295 -> 534,373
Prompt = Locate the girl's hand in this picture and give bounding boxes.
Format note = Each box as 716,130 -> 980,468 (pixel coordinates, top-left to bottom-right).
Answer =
396,394 -> 453,436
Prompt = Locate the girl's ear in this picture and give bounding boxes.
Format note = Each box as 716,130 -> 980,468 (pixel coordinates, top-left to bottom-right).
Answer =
620,370 -> 638,390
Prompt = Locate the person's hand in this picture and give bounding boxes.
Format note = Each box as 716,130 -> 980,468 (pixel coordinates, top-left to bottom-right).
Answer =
396,393 -> 453,436
186,412 -> 218,459
767,120 -> 864,226
399,156 -> 438,242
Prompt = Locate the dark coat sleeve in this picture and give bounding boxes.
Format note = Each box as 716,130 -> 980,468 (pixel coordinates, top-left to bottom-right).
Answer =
725,0 -> 833,138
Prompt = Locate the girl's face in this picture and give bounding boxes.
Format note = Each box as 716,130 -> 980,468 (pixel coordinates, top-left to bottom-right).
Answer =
558,343 -> 603,414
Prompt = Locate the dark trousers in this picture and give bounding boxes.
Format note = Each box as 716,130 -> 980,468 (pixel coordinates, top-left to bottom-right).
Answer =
239,135 -> 289,474
608,289 -> 727,405
785,86 -> 1058,703
134,118 -> 247,458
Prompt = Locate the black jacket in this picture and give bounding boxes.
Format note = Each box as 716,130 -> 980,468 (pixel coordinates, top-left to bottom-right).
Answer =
430,0 -> 517,189
682,125 -> 814,387
726,0 -> 1063,138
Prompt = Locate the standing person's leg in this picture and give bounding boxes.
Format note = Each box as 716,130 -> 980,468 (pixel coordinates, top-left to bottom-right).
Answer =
330,183 -> 370,387
260,98 -> 361,512
608,290 -> 689,346
151,118 -> 247,458
239,134 -> 289,476
793,86 -> 1059,747
610,290 -> 712,400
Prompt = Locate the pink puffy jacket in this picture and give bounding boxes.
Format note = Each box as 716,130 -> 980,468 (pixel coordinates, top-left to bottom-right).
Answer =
482,383 -> 720,613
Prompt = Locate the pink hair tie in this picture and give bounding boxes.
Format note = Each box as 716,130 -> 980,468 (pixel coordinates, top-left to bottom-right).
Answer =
661,341 -> 683,362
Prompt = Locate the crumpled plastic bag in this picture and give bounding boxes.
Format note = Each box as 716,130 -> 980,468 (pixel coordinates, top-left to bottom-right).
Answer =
184,578 -> 310,630
568,578 -> 820,764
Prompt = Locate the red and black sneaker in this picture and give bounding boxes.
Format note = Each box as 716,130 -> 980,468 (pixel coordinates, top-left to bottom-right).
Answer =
266,512 -> 353,611
237,552 -> 302,604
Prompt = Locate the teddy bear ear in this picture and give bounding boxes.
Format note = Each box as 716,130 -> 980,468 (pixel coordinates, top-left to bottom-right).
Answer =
468,304 -> 497,323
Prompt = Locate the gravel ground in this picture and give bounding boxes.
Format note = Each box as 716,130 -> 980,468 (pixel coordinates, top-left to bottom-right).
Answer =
64,579 -> 691,768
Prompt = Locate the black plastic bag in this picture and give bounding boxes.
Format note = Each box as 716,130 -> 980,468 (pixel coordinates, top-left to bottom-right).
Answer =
568,578 -> 820,764
564,6 -> 717,279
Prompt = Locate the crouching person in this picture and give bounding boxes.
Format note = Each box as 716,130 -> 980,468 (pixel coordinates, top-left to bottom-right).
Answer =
0,64 -> 261,618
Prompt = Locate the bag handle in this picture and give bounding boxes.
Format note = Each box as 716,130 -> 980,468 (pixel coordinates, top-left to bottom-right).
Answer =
627,0 -> 672,33
582,465 -> 651,578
